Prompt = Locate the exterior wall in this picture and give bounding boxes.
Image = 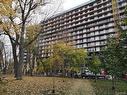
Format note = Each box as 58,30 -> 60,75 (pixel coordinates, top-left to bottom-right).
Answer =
38,0 -> 127,58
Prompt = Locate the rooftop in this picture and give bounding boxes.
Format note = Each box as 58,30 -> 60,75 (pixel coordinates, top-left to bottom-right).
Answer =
41,0 -> 95,22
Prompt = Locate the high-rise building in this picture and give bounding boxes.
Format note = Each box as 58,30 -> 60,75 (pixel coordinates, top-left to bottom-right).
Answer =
38,0 -> 127,58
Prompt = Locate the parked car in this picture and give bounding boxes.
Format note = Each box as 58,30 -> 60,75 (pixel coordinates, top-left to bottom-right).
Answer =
81,73 -> 95,79
81,70 -> 95,79
81,70 -> 105,79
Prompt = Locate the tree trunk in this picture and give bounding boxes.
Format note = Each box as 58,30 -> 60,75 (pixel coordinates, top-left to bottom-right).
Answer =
11,43 -> 18,78
95,73 -> 97,82
27,51 -> 31,75
2,45 -> 7,74
0,50 -> 3,72
29,53 -> 33,76
17,47 -> 24,80
112,75 -> 116,95
16,23 -> 25,80
30,54 -> 35,76
2,61 -> 7,74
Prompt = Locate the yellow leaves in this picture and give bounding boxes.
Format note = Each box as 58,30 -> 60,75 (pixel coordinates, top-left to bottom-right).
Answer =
0,0 -> 17,36
25,24 -> 41,50
26,24 -> 41,44
3,76 -> 73,95
0,0 -> 15,17
0,0 -> 12,4
26,24 -> 41,40
52,54 -> 64,65
30,24 -> 41,32
52,41 -> 73,55
13,24 -> 20,33
0,22 -> 11,31
0,5 -> 15,17
0,21 -> 19,36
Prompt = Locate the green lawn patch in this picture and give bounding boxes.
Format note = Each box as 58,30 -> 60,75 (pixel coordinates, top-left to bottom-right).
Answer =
90,79 -> 127,95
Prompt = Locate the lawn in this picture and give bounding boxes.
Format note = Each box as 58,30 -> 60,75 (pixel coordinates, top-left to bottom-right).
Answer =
0,75 -> 95,95
90,79 -> 127,95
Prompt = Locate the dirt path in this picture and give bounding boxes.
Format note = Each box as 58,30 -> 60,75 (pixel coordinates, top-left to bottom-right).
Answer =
66,79 -> 95,95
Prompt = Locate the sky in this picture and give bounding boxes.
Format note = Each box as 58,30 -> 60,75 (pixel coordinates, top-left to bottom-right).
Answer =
63,0 -> 90,10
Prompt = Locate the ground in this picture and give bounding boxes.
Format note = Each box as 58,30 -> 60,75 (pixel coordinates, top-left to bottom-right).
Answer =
66,79 -> 95,95
1,76 -> 126,95
0,75 -> 95,95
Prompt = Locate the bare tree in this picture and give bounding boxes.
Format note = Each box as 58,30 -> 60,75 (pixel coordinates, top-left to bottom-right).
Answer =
0,0 -> 63,79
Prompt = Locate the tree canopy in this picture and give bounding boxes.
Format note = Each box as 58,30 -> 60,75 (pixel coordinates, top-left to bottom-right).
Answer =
37,41 -> 87,76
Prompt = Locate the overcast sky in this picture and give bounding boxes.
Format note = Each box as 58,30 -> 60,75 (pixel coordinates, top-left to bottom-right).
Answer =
63,0 -> 90,10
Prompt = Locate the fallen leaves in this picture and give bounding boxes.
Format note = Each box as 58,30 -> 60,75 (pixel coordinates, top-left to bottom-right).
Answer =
0,75 -> 95,95
1,76 -> 73,95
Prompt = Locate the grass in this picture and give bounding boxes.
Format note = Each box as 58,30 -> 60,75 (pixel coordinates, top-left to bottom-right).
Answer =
90,79 -> 127,95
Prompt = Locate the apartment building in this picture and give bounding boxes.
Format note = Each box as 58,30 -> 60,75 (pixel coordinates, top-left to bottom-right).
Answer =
38,0 -> 127,58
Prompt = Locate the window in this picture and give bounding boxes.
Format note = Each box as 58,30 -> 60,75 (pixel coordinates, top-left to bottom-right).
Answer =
95,37 -> 99,40
83,34 -> 86,37
83,44 -> 87,47
96,47 -> 100,51
96,42 -> 100,45
83,39 -> 87,42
